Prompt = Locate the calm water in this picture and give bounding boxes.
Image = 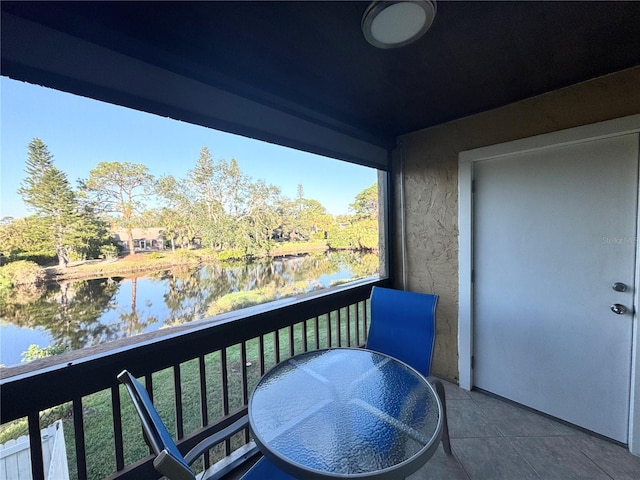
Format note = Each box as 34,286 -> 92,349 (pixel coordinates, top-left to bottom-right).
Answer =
0,252 -> 378,367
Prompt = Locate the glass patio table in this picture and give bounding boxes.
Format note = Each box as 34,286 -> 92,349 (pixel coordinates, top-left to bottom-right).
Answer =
248,348 -> 443,479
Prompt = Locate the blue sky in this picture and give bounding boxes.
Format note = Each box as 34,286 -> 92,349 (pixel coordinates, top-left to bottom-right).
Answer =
1,77 -> 377,219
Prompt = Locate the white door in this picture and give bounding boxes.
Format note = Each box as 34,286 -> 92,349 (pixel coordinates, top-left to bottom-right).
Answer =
473,133 -> 638,442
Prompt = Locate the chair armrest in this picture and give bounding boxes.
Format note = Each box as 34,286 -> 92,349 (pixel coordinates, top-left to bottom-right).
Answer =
184,415 -> 251,465
199,442 -> 260,480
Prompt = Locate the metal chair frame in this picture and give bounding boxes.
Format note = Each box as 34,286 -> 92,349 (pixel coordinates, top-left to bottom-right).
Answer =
118,370 -> 292,480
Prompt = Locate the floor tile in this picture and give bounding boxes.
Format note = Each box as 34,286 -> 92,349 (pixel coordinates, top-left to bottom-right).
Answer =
469,391 -> 577,437
408,445 -> 470,480
509,436 -> 610,480
447,399 -> 503,438
438,378 -> 473,400
452,437 -> 539,480
571,434 -> 640,480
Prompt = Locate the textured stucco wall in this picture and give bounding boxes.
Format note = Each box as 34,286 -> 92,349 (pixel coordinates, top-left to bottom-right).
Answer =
394,66 -> 640,382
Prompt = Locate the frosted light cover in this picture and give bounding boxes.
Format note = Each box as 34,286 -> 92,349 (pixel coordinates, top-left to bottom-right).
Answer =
371,3 -> 427,45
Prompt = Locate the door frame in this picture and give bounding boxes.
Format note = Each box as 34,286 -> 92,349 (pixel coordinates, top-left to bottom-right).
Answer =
458,114 -> 640,454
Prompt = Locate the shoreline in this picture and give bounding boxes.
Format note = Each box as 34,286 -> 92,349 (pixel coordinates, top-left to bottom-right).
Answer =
43,243 -> 333,283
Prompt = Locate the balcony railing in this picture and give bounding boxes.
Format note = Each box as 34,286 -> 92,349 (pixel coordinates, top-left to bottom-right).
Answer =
0,279 -> 384,480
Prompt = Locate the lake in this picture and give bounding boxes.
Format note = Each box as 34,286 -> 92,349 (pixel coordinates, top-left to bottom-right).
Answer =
0,251 -> 378,367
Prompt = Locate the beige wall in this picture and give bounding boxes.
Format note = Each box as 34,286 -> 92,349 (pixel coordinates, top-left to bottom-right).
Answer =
394,66 -> 640,382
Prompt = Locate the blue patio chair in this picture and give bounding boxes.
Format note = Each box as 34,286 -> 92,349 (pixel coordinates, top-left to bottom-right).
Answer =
117,370 -> 294,480
365,286 -> 452,455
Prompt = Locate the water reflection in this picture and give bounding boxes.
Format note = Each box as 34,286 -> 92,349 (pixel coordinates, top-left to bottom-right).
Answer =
0,252 -> 378,366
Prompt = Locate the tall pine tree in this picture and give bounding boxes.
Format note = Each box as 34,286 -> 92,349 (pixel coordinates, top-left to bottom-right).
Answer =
84,161 -> 154,254
18,138 -> 79,267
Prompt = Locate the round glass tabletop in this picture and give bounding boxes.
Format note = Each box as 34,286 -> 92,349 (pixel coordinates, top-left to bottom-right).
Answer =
249,348 -> 442,479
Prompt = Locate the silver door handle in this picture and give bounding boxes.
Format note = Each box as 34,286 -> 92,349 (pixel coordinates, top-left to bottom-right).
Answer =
611,304 -> 627,315
612,282 -> 627,292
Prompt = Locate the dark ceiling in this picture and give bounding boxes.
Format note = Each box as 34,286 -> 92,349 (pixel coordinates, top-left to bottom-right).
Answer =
3,1 -> 640,148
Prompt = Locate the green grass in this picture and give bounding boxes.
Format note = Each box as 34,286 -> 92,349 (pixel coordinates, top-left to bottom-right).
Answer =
0,304 -> 369,480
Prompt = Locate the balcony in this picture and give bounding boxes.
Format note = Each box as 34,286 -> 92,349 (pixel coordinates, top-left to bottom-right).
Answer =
2,2 -> 640,479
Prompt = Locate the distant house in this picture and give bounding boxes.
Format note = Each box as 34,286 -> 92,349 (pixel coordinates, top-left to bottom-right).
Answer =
112,228 -> 166,252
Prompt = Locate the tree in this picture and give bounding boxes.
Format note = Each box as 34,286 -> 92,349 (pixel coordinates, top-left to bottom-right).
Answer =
0,216 -> 53,261
17,138 -> 81,267
186,149 -> 256,251
347,183 -> 379,250
223,158 -> 250,218
83,162 -> 155,254
350,183 -> 378,220
65,207 -> 114,261
155,175 -> 190,251
237,180 -> 282,256
186,146 -> 226,248
326,184 -> 379,251
298,199 -> 333,241
187,148 -> 229,249
188,147 -> 221,223
279,186 -> 333,242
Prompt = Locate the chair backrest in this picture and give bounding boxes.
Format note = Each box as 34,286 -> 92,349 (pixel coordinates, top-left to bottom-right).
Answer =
366,286 -> 438,376
117,370 -> 195,480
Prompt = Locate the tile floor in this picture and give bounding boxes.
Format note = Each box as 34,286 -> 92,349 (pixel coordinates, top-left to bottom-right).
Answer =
408,380 -> 640,480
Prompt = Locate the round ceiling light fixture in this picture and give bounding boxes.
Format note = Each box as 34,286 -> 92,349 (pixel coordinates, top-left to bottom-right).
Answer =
362,0 -> 437,49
